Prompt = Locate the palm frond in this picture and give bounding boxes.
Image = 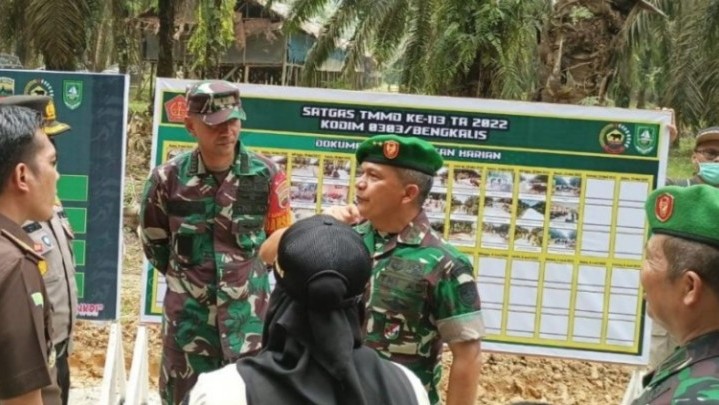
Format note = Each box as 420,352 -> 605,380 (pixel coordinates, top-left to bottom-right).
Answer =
28,0 -> 91,70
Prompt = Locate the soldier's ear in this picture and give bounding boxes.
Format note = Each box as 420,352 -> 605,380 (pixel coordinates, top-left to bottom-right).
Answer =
12,163 -> 31,193
184,115 -> 197,137
402,183 -> 420,205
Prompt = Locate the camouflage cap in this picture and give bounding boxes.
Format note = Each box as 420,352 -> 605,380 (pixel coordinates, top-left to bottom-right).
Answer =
275,215 -> 372,310
185,80 -> 246,125
356,134 -> 443,175
695,126 -> 719,146
646,185 -> 719,248
0,95 -> 70,136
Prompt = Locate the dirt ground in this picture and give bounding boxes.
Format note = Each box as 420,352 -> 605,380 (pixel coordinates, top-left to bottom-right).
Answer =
66,121 -> 637,404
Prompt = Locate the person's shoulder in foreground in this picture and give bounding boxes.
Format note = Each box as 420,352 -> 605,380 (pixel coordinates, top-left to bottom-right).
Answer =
632,185 -> 719,404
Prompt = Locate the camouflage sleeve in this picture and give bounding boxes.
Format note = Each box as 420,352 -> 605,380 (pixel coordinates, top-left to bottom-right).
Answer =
433,255 -> 485,343
667,373 -> 719,403
139,170 -> 171,274
264,170 -> 292,235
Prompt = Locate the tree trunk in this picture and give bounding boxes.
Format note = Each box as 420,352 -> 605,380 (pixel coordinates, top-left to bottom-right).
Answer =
112,0 -> 130,74
537,0 -> 644,104
157,0 -> 176,78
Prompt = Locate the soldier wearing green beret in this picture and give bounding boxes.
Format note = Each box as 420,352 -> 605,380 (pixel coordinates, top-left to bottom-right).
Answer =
631,185 -> 719,404
649,127 -> 719,369
0,95 -> 77,405
326,134 -> 484,405
258,135 -> 484,404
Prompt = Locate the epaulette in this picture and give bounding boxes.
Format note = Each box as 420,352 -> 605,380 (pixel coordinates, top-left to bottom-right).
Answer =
1,229 -> 47,275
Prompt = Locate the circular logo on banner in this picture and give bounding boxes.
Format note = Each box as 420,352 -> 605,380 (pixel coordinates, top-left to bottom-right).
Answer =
599,123 -> 632,154
24,79 -> 54,97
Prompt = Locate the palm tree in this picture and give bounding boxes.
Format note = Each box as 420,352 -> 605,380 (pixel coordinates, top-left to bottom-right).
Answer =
275,0 -> 549,98
0,0 -> 92,70
612,0 -> 719,130
157,0 -> 177,77
536,0 -> 666,105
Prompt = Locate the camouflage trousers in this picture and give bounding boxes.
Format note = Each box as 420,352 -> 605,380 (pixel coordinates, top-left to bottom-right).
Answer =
160,345 -> 226,405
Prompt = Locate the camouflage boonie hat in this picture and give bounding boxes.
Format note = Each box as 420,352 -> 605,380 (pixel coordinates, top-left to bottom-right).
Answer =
356,134 -> 443,175
695,126 -> 719,146
185,80 -> 246,125
0,95 -> 70,136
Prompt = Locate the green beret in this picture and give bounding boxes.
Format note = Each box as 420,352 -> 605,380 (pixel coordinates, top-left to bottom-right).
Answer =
645,185 -> 719,248
355,134 -> 443,175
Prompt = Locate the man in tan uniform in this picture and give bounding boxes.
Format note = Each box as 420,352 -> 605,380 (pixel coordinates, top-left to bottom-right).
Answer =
0,105 -> 61,404
0,95 -> 78,404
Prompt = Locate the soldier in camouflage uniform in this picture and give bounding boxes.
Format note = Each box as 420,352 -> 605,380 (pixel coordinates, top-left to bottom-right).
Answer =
325,135 -> 485,405
140,80 -> 292,405
632,185 -> 719,404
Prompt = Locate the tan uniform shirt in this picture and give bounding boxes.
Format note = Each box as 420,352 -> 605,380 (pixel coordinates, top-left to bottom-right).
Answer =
23,202 -> 77,347
0,213 -> 61,404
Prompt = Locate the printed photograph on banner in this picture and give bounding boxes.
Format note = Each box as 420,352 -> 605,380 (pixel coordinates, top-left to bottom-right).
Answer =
290,155 -> 320,178
518,173 -> 549,197
481,221 -> 510,249
553,175 -> 582,198
322,157 -> 352,181
547,228 -> 577,254
486,170 -> 514,195
448,219 -> 477,246
483,197 -> 513,219
270,153 -> 288,172
322,183 -> 350,205
429,217 -> 446,236
255,149 -> 288,172
513,224 -> 544,252
433,167 -> 450,190
292,207 -> 317,221
516,199 -> 546,223
550,201 -> 579,227
162,141 -> 195,163
290,181 -> 318,204
423,192 -> 447,215
452,166 -> 482,191
450,193 -> 480,218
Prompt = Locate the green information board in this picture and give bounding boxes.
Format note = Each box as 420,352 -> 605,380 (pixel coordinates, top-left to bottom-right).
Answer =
143,78 -> 671,365
0,69 -> 127,320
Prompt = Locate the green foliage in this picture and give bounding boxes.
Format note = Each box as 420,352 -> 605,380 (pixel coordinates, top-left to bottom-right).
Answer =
285,0 -> 548,98
187,0 -> 236,75
668,137 -> 696,180
568,6 -> 593,24
612,0 -> 719,131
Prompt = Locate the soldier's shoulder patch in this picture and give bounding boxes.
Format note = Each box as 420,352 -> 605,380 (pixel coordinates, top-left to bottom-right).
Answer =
458,281 -> 480,307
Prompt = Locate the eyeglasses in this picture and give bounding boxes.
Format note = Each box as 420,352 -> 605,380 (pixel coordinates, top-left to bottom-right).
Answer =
695,149 -> 719,160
